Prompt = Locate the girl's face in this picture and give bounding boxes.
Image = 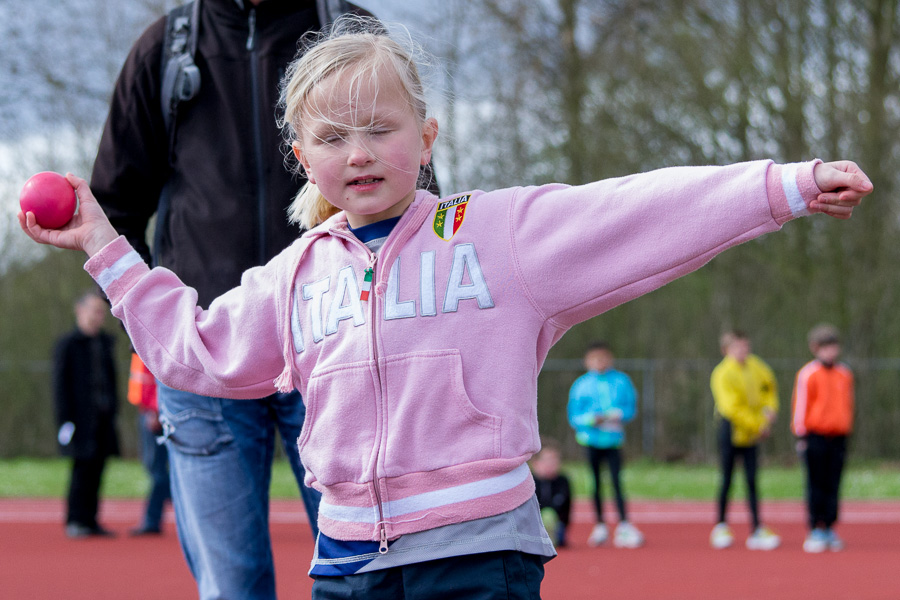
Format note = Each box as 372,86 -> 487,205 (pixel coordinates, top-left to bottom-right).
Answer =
293,68 -> 438,228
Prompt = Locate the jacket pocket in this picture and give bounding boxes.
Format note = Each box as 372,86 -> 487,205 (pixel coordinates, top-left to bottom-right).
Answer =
298,361 -> 379,486
157,385 -> 234,456
381,350 -> 501,477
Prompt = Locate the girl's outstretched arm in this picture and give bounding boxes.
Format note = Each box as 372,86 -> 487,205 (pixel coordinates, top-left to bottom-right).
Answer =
810,161 -> 873,219
18,174 -> 119,257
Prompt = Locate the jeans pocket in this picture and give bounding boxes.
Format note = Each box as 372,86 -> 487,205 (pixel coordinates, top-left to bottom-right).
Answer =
157,384 -> 234,456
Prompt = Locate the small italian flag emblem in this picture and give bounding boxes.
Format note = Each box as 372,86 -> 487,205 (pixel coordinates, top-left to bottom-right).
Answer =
433,195 -> 471,241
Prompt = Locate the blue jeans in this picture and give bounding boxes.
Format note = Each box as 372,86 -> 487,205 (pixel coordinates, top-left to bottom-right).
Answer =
137,412 -> 170,530
158,383 -> 322,600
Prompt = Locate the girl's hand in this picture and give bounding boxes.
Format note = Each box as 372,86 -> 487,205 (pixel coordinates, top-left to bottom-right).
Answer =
18,173 -> 119,257
811,161 -> 873,219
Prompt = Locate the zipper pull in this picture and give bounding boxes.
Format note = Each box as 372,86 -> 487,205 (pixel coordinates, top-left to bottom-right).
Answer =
379,526 -> 389,554
359,255 -> 377,302
360,268 -> 373,302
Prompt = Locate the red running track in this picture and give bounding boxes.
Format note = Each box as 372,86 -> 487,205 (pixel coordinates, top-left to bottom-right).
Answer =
2,498 -> 899,599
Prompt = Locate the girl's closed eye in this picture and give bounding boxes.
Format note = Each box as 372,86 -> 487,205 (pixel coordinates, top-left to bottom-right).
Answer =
319,129 -> 346,145
365,121 -> 393,136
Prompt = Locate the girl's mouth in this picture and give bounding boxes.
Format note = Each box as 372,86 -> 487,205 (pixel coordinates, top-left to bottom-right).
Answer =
349,177 -> 382,187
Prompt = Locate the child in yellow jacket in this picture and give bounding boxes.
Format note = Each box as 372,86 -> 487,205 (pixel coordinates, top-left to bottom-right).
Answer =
709,331 -> 780,550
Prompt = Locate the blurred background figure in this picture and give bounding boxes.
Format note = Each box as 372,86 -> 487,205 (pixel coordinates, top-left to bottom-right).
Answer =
568,341 -> 643,548
793,324 -> 854,553
127,352 -> 169,536
710,330 -> 780,551
53,289 -> 120,539
531,439 -> 572,548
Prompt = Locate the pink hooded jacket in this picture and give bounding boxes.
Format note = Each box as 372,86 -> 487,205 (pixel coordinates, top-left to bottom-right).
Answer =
86,159 -> 820,543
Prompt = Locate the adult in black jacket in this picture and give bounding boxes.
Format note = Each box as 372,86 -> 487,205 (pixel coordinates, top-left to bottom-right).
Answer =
53,290 -> 120,539
90,1 -> 370,597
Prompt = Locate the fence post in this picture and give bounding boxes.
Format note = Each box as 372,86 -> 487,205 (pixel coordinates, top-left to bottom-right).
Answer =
642,360 -> 655,457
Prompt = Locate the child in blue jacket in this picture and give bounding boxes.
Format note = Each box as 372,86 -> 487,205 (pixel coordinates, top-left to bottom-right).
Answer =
568,341 -> 643,548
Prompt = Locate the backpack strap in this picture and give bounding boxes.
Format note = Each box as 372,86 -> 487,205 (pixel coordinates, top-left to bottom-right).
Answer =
156,1 -> 201,266
160,0 -> 201,133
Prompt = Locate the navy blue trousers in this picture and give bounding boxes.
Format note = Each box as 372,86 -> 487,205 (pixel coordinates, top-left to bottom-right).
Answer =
311,551 -> 544,599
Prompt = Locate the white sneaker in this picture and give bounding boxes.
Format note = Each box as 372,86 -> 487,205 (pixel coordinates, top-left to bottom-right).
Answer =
746,526 -> 781,551
587,523 -> 609,547
613,521 -> 644,548
803,528 -> 828,553
825,528 -> 845,552
710,523 -> 734,549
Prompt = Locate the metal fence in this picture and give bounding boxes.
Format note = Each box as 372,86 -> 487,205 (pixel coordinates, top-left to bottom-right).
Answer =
537,357 -> 900,464
3,357 -> 899,461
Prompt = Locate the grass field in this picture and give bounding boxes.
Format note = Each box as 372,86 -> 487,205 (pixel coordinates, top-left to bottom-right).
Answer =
3,457 -> 900,500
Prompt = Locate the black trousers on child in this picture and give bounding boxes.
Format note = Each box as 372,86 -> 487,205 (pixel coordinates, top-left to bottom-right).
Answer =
311,551 -> 544,600
717,419 -> 760,530
586,446 -> 627,523
804,433 -> 847,530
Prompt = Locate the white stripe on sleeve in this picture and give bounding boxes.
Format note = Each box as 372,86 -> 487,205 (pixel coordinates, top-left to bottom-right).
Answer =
781,163 -> 810,217
96,250 -> 143,292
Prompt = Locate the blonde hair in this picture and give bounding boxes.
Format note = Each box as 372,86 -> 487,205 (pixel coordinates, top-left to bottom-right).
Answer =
278,16 -> 430,229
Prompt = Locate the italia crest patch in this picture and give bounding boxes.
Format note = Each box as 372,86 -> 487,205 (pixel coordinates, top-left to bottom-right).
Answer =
433,195 -> 471,241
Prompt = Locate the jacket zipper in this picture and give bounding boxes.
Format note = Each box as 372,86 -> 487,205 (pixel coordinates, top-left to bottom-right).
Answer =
329,208 -> 424,553
365,251 -> 390,554
246,8 -> 267,266
329,230 -> 389,553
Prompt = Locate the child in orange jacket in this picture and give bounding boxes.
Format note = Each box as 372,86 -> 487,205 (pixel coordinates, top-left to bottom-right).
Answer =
792,324 -> 854,553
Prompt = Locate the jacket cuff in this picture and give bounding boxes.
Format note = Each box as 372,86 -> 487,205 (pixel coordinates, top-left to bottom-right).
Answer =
766,159 -> 823,225
84,235 -> 149,304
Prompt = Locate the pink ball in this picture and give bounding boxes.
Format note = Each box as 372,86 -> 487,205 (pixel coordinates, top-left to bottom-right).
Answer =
20,171 -> 78,229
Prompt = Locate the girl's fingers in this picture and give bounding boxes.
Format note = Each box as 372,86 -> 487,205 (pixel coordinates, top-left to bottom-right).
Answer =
66,173 -> 91,197
811,161 -> 873,220
816,161 -> 874,195
18,210 -> 49,244
815,192 -> 862,206
809,201 -> 854,219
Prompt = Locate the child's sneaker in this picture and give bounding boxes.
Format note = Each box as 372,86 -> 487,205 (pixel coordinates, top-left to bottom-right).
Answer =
746,526 -> 781,550
587,523 -> 609,547
613,521 -> 644,548
710,522 -> 734,549
825,528 -> 844,552
803,528 -> 829,553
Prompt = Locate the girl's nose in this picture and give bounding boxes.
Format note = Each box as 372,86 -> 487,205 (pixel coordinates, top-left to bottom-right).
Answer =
347,140 -> 375,166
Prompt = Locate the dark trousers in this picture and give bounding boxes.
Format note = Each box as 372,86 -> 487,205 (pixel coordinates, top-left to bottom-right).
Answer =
534,475 -> 571,545
138,413 -> 170,530
311,551 -> 544,600
534,477 -> 571,527
586,446 -> 627,522
67,455 -> 107,527
717,419 -> 760,529
804,433 -> 847,530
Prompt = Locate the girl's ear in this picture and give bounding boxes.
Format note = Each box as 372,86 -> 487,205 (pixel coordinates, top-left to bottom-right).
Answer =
292,141 -> 315,184
420,118 -> 439,166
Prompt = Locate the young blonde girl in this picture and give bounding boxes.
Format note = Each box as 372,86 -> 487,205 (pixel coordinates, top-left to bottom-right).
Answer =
20,16 -> 872,599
